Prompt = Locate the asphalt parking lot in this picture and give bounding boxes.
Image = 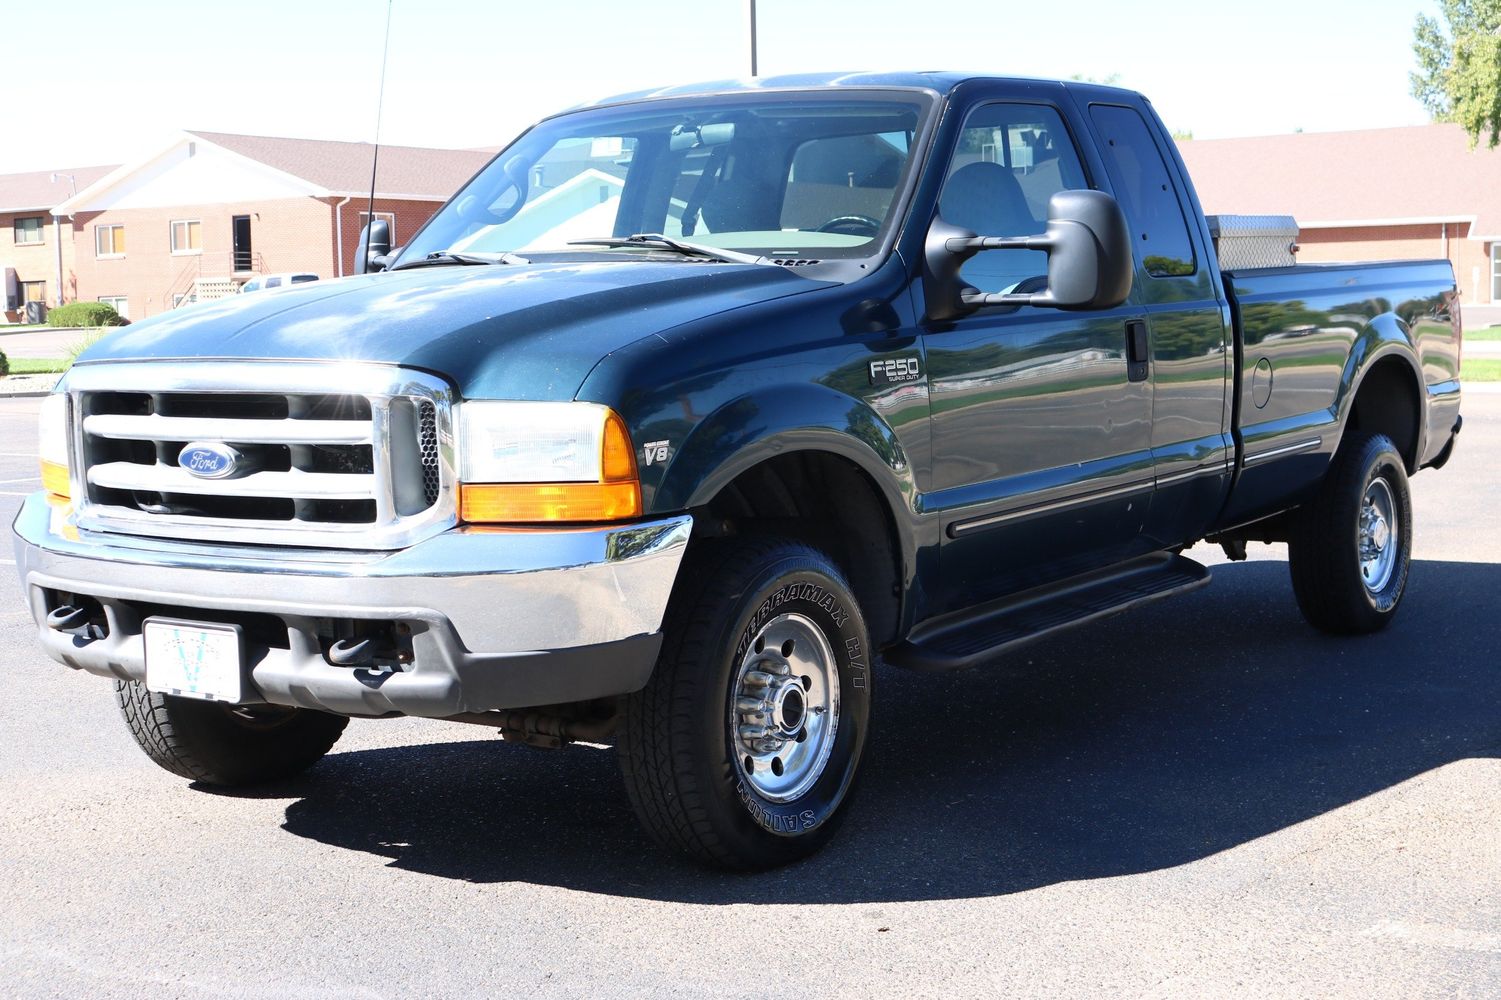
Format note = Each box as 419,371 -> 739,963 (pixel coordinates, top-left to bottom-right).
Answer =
1,391 -> 1498,999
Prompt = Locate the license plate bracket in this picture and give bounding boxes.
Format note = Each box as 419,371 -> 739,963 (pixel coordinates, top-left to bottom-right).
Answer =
144,618 -> 244,703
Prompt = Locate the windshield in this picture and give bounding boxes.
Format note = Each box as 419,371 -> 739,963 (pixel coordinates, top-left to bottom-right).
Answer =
398,90 -> 933,264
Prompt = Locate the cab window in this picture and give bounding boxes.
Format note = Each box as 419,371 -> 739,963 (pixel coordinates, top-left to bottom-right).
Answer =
938,103 -> 1089,295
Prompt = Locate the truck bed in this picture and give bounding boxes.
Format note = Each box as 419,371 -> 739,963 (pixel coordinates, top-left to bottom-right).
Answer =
1217,258 -> 1461,526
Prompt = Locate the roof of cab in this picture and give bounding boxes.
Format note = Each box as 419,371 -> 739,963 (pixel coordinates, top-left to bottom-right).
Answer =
573,72 -> 1144,113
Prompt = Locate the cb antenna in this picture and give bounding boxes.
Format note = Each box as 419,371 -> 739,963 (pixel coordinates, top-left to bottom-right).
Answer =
367,0 -> 395,244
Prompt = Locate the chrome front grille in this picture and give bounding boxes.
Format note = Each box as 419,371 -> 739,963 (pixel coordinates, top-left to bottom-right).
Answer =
65,362 -> 456,550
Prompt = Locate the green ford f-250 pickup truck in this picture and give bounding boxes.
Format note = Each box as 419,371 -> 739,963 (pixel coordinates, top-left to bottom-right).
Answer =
16,73 -> 1462,870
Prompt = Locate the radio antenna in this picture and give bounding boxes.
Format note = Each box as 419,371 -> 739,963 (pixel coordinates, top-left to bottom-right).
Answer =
367,0 -> 394,242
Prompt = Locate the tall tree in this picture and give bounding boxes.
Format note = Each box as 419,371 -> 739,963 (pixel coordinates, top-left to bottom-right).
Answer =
1411,0 -> 1501,147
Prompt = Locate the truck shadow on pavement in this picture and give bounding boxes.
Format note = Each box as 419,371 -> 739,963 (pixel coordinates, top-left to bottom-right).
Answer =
273,558 -> 1501,902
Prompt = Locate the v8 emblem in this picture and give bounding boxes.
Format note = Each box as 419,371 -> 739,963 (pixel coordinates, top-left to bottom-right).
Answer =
642,440 -> 671,466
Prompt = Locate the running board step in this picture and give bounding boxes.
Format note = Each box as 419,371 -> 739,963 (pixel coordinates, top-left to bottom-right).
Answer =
886,553 -> 1211,672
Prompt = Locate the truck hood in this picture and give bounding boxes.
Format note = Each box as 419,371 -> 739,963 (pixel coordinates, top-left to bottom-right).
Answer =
77,262 -> 830,399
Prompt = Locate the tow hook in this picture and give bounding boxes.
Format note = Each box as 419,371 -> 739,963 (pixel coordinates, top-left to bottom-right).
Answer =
46,604 -> 106,641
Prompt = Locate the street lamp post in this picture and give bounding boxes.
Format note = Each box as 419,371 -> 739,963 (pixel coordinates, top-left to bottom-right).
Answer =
49,173 -> 76,309
746,0 -> 757,77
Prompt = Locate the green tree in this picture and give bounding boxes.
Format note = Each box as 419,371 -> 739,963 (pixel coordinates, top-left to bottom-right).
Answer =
1411,0 -> 1501,147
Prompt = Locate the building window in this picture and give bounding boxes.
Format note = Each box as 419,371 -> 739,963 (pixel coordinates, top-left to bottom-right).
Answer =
359,211 -> 396,242
95,224 -> 125,257
170,219 -> 202,254
13,217 -> 44,246
1493,243 -> 1501,303
97,295 -> 129,319
19,280 -> 45,304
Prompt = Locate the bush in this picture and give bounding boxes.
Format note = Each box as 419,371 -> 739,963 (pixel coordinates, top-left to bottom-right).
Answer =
47,302 -> 127,328
0,350 -> 9,377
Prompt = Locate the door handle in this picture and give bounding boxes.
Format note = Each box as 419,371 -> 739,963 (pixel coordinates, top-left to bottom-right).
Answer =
1125,320 -> 1149,383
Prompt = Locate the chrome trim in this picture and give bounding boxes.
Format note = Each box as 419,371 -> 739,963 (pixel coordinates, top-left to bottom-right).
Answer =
1243,437 -> 1322,467
89,463 -> 377,500
948,477 -> 1155,538
85,413 -> 374,445
63,361 -> 457,550
1155,460 -> 1232,488
15,490 -> 692,659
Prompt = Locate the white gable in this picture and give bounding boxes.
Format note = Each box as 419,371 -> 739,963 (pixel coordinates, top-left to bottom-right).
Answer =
68,137 -> 324,212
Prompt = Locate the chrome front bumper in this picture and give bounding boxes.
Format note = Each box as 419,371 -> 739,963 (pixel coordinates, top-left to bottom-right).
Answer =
13,492 -> 692,717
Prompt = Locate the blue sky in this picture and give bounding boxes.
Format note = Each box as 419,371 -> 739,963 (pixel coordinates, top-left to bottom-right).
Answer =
5,0 -> 1442,173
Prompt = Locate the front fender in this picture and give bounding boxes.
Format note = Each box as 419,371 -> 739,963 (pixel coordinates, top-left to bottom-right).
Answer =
658,382 -> 918,519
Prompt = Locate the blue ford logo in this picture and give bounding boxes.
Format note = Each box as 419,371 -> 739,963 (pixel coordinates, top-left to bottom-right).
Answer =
178,442 -> 241,479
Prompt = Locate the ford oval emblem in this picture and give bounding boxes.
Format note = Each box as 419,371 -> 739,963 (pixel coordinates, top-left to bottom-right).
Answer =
178,442 -> 242,479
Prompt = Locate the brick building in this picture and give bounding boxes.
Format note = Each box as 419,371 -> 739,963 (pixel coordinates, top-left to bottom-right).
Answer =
1178,123 -> 1501,306
32,132 -> 490,320
1,166 -> 117,322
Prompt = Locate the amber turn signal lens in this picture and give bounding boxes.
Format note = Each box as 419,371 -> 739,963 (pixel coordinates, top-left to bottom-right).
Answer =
601,410 -> 638,483
40,459 -> 69,498
459,481 -> 642,523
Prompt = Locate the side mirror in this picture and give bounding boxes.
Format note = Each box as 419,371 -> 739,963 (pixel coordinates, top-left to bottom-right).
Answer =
925,189 -> 1134,321
355,219 -> 392,274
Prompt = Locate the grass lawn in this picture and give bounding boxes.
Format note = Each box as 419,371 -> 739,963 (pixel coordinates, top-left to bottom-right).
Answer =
1463,358 -> 1501,381
6,358 -> 69,375
1467,326 -> 1501,341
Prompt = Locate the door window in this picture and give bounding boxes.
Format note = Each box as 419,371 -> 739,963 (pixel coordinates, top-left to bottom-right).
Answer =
1087,104 -> 1196,278
1492,243 -> 1501,302
938,103 -> 1089,295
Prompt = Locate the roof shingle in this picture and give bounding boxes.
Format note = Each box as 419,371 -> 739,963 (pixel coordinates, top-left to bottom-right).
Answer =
187,131 -> 492,199
1177,123 -> 1501,236
0,165 -> 119,213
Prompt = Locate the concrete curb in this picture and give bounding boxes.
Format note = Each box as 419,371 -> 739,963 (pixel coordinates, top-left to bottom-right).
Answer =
0,373 -> 63,398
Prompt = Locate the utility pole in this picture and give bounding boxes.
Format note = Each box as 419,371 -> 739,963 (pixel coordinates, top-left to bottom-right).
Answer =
746,0 -> 758,77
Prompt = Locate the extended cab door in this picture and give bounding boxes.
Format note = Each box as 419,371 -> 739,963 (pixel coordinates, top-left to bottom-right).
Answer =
922,88 -> 1154,612
1075,98 -> 1233,546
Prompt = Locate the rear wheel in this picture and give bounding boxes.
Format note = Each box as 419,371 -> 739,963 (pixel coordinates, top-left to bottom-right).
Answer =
1287,431 -> 1412,634
618,537 -> 873,870
115,680 -> 348,786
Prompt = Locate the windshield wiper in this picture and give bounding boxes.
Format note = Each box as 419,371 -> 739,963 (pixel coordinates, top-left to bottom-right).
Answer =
566,234 -> 769,265
390,250 -> 529,271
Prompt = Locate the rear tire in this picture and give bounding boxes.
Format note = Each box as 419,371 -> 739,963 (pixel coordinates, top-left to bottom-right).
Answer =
115,680 -> 348,786
1287,431 -> 1412,634
618,536 -> 873,870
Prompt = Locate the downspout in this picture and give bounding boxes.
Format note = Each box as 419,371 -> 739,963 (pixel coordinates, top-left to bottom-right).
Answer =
1441,221 -> 1448,261
334,196 -> 352,277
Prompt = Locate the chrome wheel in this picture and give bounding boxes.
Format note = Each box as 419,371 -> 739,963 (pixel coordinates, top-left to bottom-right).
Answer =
1358,477 -> 1399,594
729,612 -> 839,803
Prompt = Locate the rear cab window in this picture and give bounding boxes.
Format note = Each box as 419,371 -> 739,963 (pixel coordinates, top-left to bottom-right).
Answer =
1085,104 -> 1196,279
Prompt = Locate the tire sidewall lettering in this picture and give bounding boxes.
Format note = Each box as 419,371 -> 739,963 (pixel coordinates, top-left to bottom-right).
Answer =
726,569 -> 868,838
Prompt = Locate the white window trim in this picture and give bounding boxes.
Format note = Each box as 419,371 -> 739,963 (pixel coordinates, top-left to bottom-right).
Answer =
359,211 -> 397,242
169,219 -> 202,256
94,224 -> 125,259
97,295 -> 128,318
13,216 -> 45,247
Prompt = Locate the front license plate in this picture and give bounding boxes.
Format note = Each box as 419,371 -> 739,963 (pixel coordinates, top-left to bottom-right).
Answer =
144,618 -> 244,703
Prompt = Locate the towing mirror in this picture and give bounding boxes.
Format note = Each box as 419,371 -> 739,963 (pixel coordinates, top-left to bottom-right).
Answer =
925,189 -> 1134,322
355,218 -> 392,274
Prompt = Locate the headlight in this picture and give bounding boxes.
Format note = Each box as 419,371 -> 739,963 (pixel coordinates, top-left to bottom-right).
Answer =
38,393 -> 71,498
457,401 -> 640,523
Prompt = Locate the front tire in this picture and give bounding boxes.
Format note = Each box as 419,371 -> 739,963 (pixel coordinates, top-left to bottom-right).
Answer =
115,680 -> 348,786
1287,431 -> 1413,634
618,537 -> 873,870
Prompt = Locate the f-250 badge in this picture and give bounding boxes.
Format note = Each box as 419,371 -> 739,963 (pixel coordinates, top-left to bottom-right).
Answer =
869,356 -> 922,386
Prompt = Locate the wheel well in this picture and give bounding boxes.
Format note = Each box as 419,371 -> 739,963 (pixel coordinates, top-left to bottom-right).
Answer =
1346,356 -> 1420,471
699,452 -> 903,646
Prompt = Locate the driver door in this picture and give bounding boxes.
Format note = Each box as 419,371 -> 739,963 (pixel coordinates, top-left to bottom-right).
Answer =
923,94 -> 1153,612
